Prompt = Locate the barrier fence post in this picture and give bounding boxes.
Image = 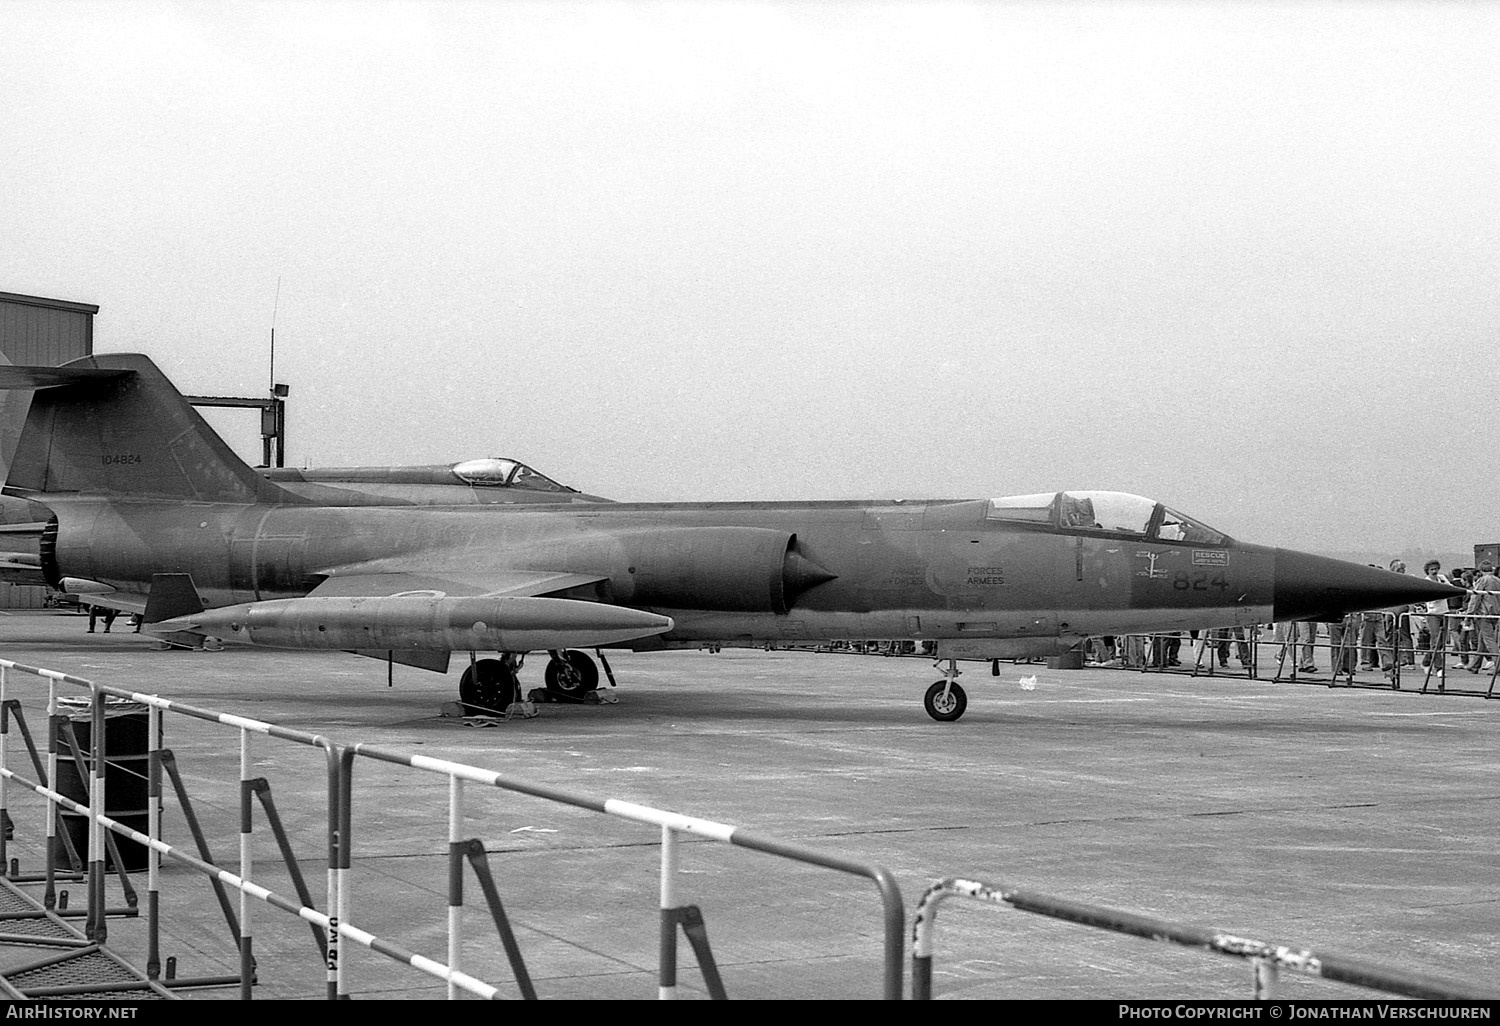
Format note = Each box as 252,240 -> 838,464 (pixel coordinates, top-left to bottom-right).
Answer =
659,823 -> 678,1000
337,747 -> 353,1000
1254,957 -> 1279,999
447,774 -> 463,1001
43,680 -> 57,911
87,687 -> 106,943
325,741 -> 339,1001
147,703 -> 161,980
459,839 -> 537,999
1427,617 -> 1449,693
239,727 -> 254,1000
0,666 -> 7,875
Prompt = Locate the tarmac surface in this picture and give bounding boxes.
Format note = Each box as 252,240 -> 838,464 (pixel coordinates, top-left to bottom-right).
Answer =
0,611 -> 1494,1001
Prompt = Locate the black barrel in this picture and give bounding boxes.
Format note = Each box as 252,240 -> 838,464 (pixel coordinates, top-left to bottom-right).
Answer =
51,697 -> 155,872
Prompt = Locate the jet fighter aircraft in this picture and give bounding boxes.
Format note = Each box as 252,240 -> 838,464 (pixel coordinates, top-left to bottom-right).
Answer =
0,354 -> 1461,721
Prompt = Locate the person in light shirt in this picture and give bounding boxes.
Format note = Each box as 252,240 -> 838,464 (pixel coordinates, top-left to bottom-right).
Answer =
1419,560 -> 1452,668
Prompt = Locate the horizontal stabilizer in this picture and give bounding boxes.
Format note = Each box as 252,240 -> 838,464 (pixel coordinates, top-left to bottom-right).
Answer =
0,556 -> 45,586
0,366 -> 132,390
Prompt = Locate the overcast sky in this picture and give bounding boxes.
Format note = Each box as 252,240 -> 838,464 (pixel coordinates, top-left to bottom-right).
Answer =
2,1 -> 1496,557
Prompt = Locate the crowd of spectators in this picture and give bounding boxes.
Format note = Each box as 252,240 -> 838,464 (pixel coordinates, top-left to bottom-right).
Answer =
1088,559 -> 1500,676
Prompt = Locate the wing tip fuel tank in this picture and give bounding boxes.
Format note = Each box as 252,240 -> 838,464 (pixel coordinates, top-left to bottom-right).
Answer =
153,594 -> 674,654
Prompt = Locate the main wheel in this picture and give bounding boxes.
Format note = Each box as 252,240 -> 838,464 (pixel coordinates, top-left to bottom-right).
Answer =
545,650 -> 599,696
459,658 -> 518,715
924,680 -> 968,722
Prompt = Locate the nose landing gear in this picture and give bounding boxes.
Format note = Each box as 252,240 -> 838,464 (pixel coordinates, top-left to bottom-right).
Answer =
924,659 -> 968,722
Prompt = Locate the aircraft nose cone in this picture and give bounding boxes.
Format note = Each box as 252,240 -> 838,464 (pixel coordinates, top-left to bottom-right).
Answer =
1273,548 -> 1465,621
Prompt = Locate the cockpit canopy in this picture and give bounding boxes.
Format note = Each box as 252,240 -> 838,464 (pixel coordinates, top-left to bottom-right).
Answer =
986,490 -> 1228,545
451,458 -> 570,492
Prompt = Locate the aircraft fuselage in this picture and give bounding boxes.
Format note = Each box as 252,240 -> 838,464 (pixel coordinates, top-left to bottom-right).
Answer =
44,496 -> 1277,656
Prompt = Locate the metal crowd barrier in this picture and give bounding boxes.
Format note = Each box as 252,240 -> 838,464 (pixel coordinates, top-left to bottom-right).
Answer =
1434,611 -> 1500,696
8,649 -> 1493,1001
910,877 -> 1492,1001
341,744 -> 905,999
1118,613 -> 1500,698
1265,611 -> 1500,696
0,659 -> 338,998
0,657 -> 904,1000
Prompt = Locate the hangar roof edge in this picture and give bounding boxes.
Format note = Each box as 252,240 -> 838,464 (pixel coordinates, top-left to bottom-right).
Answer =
0,292 -> 100,315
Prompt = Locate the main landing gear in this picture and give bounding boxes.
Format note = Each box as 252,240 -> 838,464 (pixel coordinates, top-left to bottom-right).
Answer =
459,654 -> 522,716
924,659 -> 968,722
457,649 -> 608,715
543,649 -> 600,698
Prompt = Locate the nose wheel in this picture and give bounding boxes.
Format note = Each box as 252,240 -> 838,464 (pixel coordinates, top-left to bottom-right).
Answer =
924,659 -> 968,722
924,681 -> 968,721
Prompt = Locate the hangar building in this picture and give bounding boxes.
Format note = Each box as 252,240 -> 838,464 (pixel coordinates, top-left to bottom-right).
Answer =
0,291 -> 97,607
0,291 -> 96,365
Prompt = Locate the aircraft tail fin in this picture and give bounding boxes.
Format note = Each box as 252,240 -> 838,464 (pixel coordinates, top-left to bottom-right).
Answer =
0,354 -> 303,504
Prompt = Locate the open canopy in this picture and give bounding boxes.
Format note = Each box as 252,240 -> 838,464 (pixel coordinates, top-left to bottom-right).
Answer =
986,490 -> 1229,545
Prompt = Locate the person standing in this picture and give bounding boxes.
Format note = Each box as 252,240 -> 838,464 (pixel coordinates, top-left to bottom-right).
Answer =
1448,568 -> 1470,665
1417,561 -> 1451,667
1457,569 -> 1478,668
1276,620 -> 1318,673
1387,560 -> 1416,667
1358,566 -> 1384,671
1213,627 -> 1251,669
1326,613 -> 1358,675
1464,561 -> 1500,672
1295,621 -> 1319,673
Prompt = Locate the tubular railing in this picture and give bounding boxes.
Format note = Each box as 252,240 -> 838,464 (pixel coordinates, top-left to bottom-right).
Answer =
0,660 -> 339,998
0,657 -> 904,1000
911,877 -> 1493,1001
1123,614 -> 1500,698
1120,627 -> 1262,678
342,743 -> 905,1000
1436,611 -> 1500,697
14,650 -> 1493,1000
